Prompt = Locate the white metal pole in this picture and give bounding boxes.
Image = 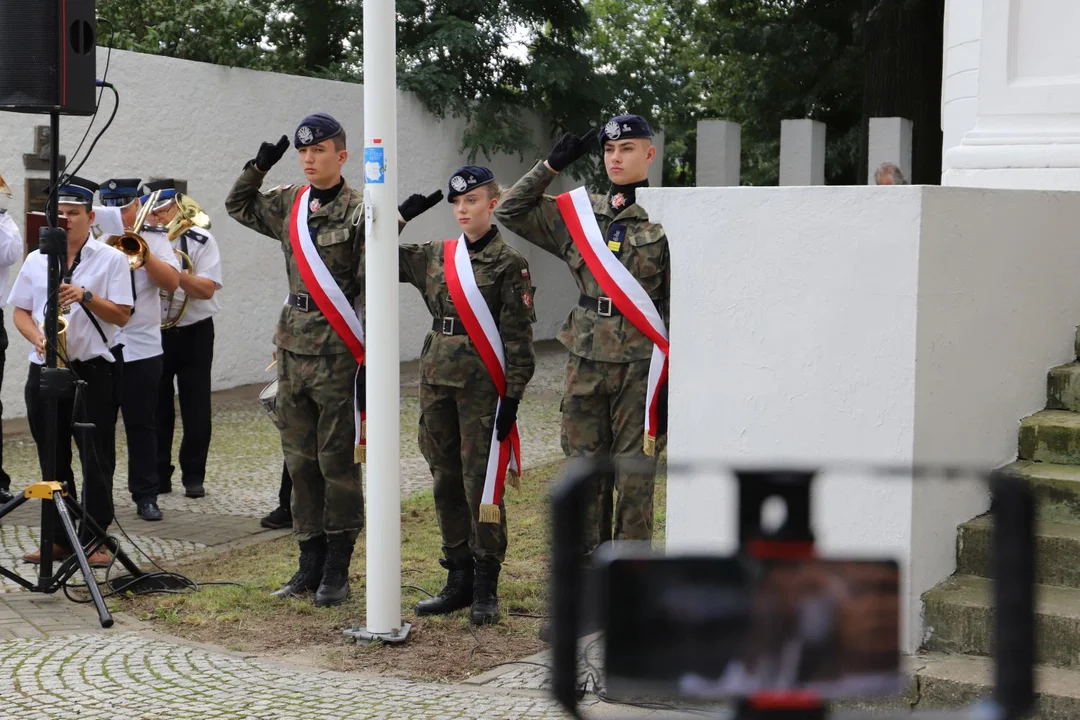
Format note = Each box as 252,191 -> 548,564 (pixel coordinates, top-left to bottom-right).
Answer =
360,0 -> 404,639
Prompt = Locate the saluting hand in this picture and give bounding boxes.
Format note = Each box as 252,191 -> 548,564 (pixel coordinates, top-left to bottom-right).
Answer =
254,135 -> 291,173
495,397 -> 520,442
545,129 -> 599,173
399,190 -> 444,222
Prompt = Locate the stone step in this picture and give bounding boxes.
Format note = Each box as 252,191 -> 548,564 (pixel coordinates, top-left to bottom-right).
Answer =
923,575 -> 1080,669
1018,410 -> 1080,465
999,460 -> 1080,523
1048,363 -> 1080,412
957,515 -> 1080,588
913,652 -> 1080,719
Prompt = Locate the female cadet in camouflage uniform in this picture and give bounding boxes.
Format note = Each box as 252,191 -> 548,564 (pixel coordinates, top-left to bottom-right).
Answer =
397,166 -> 537,625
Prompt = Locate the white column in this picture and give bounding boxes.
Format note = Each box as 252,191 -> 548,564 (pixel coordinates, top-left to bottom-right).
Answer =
944,0 -> 1080,190
647,130 -> 665,187
940,0 -> 982,175
868,117 -> 913,184
779,119 -> 826,186
696,120 -> 741,186
355,0 -> 406,642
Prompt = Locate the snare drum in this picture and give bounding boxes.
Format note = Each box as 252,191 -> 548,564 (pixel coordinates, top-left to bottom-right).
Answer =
259,378 -> 278,420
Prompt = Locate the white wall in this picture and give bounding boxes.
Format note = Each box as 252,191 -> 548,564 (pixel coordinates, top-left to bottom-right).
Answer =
642,184 -> 1080,652
0,48 -> 584,417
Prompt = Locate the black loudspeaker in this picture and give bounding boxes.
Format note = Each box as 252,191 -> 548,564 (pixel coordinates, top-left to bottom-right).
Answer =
0,0 -> 97,116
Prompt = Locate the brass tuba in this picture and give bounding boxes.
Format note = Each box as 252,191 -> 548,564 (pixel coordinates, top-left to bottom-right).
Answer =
159,192 -> 211,330
105,189 -> 161,270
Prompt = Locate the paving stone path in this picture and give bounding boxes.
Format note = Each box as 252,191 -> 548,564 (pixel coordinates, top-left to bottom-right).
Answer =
0,342 -> 669,719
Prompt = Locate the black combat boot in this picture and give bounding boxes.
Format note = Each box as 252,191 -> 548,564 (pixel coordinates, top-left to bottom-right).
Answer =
272,536 -> 327,598
315,534 -> 356,607
470,562 -> 501,625
415,558 -> 474,617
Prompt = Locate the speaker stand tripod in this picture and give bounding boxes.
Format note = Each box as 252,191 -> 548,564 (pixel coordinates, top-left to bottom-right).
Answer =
0,109 -> 143,628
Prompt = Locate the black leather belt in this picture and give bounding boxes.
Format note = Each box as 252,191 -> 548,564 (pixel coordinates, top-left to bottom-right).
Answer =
579,294 -> 622,318
287,292 -> 314,312
432,317 -> 469,336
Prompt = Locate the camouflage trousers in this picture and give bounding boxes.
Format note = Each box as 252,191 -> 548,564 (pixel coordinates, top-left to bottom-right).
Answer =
561,353 -> 664,553
276,349 -> 364,542
419,383 -> 507,566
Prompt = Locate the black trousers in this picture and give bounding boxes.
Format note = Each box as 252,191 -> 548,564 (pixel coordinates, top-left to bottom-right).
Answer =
25,358 -> 117,547
278,460 -> 292,509
0,308 -> 10,492
111,354 -> 163,503
157,318 -> 214,487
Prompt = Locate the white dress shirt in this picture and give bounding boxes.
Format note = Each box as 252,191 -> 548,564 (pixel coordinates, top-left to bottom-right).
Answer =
8,238 -> 134,364
163,227 -> 222,326
115,229 -> 181,361
91,205 -> 126,240
0,212 -> 24,303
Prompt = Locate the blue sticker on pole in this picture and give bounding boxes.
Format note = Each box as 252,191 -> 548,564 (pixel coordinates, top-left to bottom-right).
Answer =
364,146 -> 385,184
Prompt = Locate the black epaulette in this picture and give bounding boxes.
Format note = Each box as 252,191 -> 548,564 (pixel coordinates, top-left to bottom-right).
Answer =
183,228 -> 210,244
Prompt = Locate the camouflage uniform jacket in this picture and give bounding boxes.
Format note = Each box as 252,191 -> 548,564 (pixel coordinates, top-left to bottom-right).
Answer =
494,161 -> 669,364
399,231 -> 536,399
225,163 -> 366,356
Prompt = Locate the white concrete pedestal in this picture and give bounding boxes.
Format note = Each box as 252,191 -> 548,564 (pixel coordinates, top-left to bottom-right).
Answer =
943,0 -> 1080,189
641,184 -> 1080,653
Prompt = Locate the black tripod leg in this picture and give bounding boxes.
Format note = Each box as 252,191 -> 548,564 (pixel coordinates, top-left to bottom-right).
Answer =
53,491 -> 113,628
61,496 -> 144,579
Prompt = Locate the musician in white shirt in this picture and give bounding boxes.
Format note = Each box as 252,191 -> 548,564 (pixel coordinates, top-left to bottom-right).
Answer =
8,176 -> 133,566
145,179 -> 222,499
97,178 -> 181,521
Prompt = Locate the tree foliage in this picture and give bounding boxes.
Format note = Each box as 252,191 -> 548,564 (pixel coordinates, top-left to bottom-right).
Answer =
98,0 -> 604,162
98,0 -> 943,185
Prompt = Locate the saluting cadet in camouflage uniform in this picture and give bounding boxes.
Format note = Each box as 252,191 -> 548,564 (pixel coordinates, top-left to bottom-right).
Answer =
495,114 -> 670,554
397,166 -> 536,625
225,113 -> 369,607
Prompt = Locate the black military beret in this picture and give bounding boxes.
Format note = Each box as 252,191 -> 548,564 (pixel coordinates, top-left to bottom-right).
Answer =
447,165 -> 495,202
295,112 -> 343,149
600,114 -> 653,147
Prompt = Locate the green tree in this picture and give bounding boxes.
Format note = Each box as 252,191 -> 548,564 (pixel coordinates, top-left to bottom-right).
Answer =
98,0 -> 604,163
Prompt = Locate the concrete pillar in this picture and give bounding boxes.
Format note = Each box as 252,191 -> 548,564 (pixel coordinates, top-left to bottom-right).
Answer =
944,0 -> 1080,190
696,120 -> 741,186
940,0 -> 983,175
647,130 -> 665,187
779,119 -> 826,186
868,117 -> 913,184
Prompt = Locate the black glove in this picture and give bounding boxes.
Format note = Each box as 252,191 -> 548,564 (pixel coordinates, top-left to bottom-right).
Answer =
546,129 -> 599,172
495,397 -> 520,442
399,190 -> 444,222
254,135 -> 290,172
655,379 -> 668,437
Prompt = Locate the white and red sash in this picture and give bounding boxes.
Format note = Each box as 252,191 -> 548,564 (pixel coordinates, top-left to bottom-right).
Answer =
289,186 -> 367,463
443,236 -> 523,524
555,186 -> 669,456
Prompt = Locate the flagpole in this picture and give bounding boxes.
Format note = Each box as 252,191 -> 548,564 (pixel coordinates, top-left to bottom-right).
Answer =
346,0 -> 408,644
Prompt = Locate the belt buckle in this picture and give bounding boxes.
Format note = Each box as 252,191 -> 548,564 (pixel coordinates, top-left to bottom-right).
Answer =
296,294 -> 310,312
441,317 -> 455,335
597,297 -> 613,317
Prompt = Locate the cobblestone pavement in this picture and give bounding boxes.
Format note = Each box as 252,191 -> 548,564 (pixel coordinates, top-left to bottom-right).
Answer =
0,342 -> 631,719
0,632 -> 576,719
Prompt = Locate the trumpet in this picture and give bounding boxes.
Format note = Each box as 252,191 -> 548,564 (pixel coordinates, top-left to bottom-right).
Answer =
0,173 -> 11,198
158,192 -> 210,330
105,189 -> 161,270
